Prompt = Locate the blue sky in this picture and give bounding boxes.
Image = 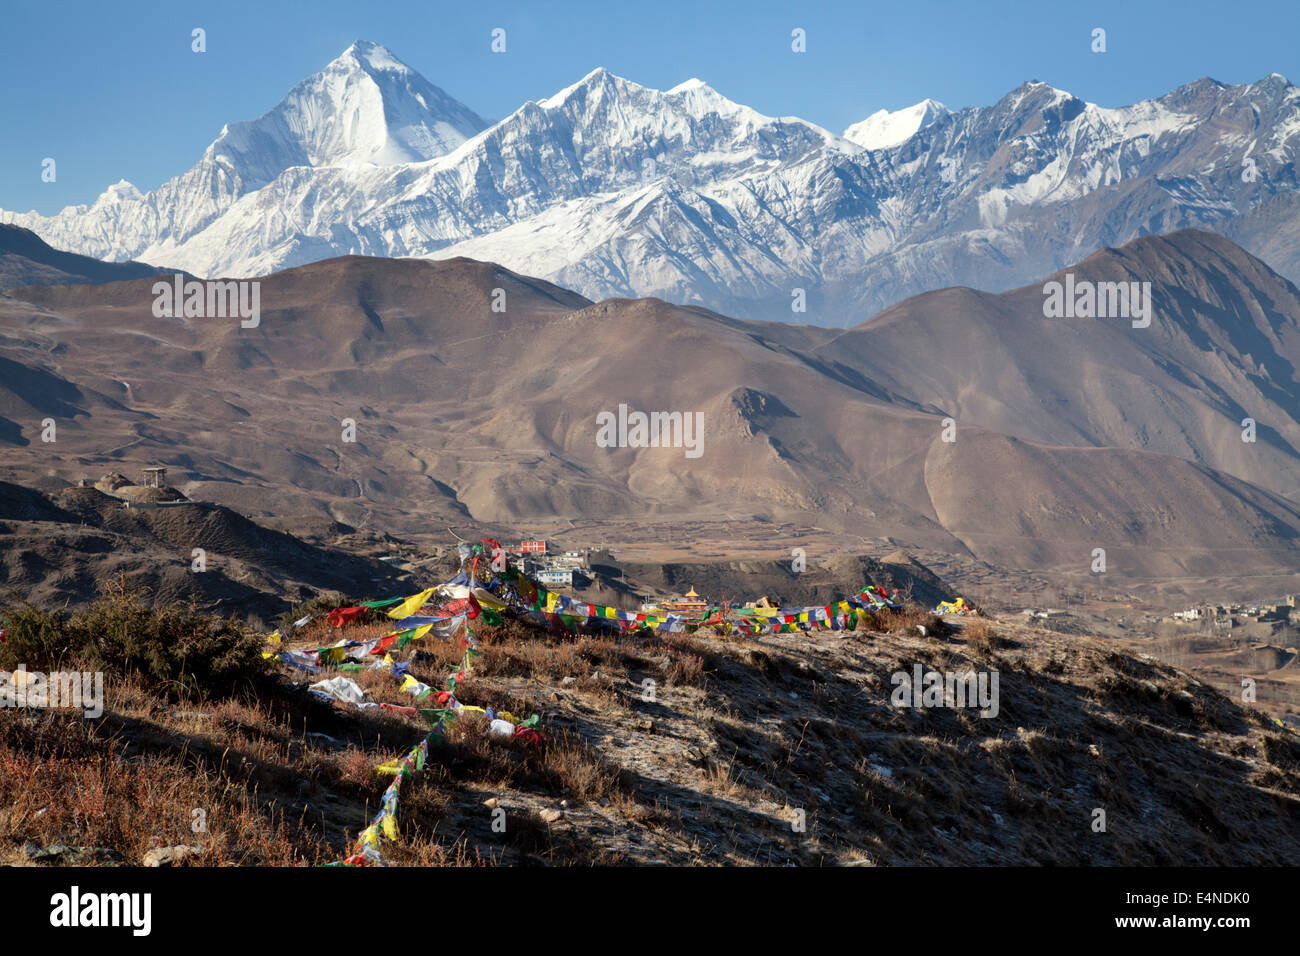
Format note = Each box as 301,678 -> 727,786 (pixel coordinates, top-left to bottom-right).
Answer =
2,0 -> 1296,215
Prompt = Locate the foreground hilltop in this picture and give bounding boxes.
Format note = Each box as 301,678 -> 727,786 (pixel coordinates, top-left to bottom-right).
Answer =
2,596 -> 1297,865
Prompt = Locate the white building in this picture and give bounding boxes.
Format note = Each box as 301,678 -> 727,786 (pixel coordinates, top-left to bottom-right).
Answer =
536,568 -> 574,587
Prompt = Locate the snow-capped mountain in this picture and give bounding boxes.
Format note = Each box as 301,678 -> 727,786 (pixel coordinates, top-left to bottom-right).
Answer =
0,41 -> 490,268
842,99 -> 948,149
4,43 -> 1300,325
214,39 -> 490,175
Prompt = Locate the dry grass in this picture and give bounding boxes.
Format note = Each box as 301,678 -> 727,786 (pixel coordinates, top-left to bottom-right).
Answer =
856,605 -> 946,636
0,701 -> 325,865
961,618 -> 1002,655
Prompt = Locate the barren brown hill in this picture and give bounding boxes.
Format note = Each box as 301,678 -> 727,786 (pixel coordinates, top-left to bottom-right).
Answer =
0,223 -> 174,288
820,230 -> 1300,500
3,235 -> 1300,582
0,480 -> 409,619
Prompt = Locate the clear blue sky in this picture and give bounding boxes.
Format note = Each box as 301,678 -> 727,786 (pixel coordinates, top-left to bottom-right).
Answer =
2,0 -> 1296,215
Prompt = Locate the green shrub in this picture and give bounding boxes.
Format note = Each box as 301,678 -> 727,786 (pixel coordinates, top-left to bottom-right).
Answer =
0,604 -> 75,671
0,585 -> 273,702
77,589 -> 272,700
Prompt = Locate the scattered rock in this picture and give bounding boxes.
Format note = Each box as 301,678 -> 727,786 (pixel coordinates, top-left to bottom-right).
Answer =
24,843 -> 124,865
143,845 -> 197,867
540,808 -> 563,823
868,762 -> 893,779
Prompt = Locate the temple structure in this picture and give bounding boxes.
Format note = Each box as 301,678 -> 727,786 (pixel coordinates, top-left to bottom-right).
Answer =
642,586 -> 711,620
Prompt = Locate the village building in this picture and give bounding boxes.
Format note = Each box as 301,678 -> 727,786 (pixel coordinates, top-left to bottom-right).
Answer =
536,568 -> 574,587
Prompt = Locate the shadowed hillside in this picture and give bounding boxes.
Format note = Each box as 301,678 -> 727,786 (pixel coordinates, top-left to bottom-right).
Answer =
0,480 -> 409,620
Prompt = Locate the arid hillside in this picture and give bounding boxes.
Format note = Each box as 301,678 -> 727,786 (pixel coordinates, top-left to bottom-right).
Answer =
5,233 -> 1300,583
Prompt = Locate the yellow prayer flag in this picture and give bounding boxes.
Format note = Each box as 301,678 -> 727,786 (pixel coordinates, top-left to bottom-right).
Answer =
387,588 -> 436,619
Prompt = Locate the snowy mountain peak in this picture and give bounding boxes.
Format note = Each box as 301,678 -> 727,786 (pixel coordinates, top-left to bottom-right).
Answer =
538,67 -> 635,108
94,179 -> 144,206
1005,81 -> 1079,110
1249,72 -> 1295,94
203,41 -> 489,186
529,67 -> 803,139
337,39 -> 410,74
662,76 -> 760,119
843,98 -> 948,150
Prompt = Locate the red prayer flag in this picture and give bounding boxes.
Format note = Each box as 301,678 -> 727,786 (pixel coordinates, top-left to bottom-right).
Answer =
327,606 -> 367,628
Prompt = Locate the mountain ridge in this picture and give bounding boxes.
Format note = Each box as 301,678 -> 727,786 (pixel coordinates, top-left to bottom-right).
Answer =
6,42 -> 1300,325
